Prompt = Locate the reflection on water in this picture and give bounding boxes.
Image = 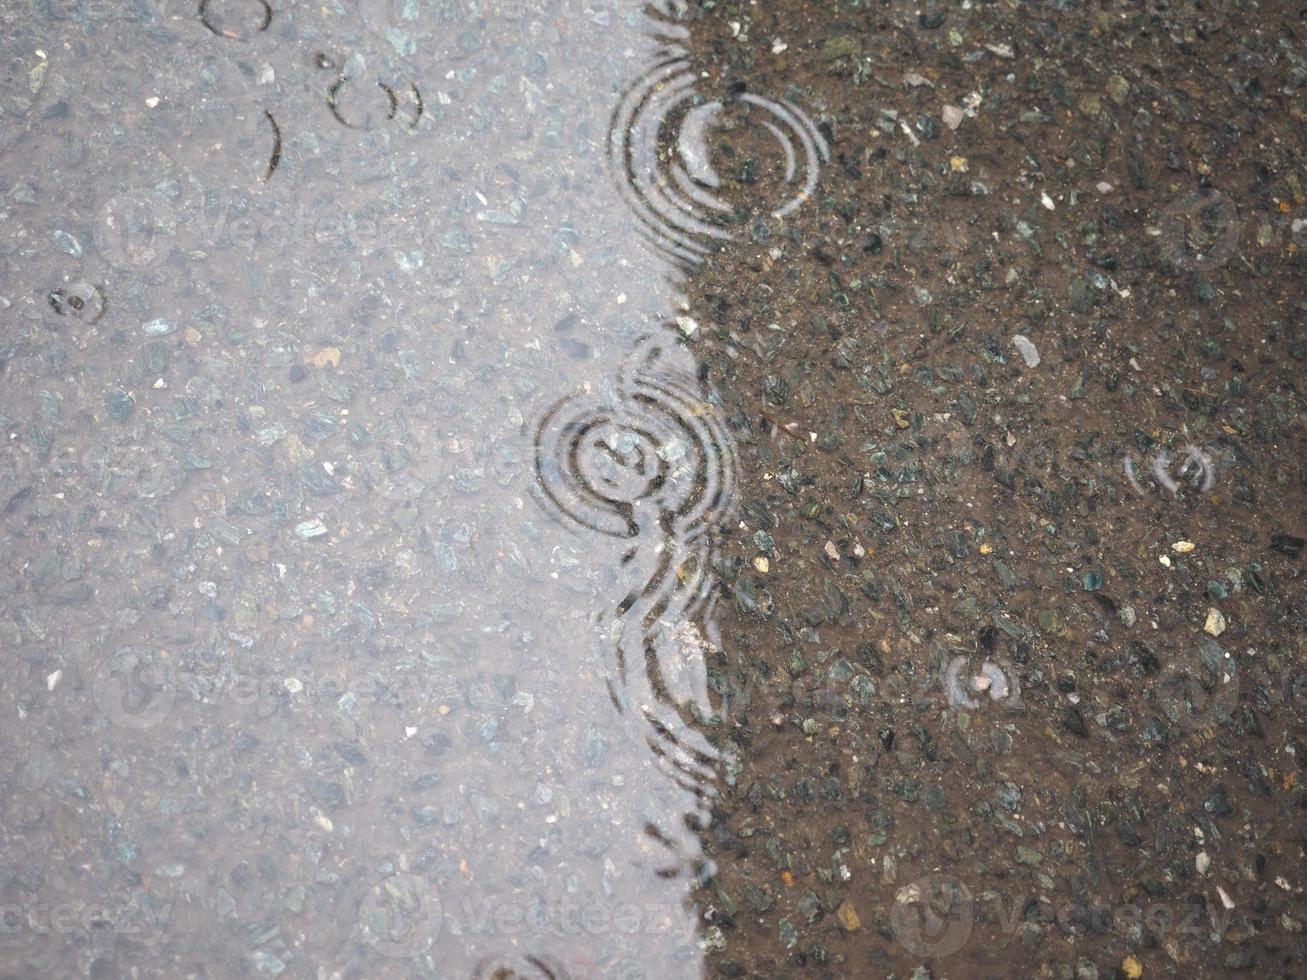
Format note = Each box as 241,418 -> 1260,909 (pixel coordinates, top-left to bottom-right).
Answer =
0,0 -> 822,976
533,342 -> 736,877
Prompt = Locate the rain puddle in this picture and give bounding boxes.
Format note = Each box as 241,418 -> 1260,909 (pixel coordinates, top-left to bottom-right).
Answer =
0,0 -> 826,976
8,2 -> 1306,979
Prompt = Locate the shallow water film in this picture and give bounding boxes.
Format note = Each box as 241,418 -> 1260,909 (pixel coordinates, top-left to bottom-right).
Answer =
1,0 -> 1305,978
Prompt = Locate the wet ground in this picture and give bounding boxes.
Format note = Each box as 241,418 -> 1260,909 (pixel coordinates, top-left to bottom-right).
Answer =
1,0 -> 1305,978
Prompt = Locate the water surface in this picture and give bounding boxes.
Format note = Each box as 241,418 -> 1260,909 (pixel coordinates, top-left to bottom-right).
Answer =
0,0 -> 830,976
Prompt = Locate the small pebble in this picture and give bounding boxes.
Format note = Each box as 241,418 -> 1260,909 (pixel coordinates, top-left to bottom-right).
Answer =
1012,334 -> 1040,367
295,519 -> 329,540
1270,533 -> 1304,558
144,318 -> 176,336
53,229 -> 82,257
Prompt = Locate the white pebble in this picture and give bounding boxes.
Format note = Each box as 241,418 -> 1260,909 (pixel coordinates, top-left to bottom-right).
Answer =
1012,334 -> 1041,367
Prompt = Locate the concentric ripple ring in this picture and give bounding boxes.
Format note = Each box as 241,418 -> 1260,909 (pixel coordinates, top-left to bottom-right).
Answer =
533,365 -> 736,545
608,53 -> 829,266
